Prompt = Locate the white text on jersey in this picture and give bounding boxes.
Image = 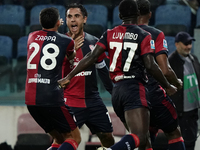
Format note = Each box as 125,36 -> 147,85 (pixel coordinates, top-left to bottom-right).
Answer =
75,71 -> 92,77
112,32 -> 138,40
28,78 -> 50,84
124,32 -> 138,40
35,35 -> 56,42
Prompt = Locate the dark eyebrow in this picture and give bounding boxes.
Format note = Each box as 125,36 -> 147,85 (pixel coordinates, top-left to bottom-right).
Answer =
67,14 -> 72,17
75,14 -> 81,17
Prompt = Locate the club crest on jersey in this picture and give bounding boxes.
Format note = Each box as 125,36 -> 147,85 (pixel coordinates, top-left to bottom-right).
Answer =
150,40 -> 155,49
163,39 -> 168,48
89,45 -> 95,51
34,73 -> 41,78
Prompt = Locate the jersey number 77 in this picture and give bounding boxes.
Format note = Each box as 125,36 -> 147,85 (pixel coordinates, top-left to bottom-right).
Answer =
109,41 -> 138,72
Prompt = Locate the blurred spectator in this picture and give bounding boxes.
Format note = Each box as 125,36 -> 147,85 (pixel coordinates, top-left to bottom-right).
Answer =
169,31 -> 200,150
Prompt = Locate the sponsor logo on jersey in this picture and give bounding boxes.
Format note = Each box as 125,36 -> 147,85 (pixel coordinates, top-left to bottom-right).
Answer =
114,74 -> 135,82
75,71 -> 92,77
163,39 -> 168,48
28,73 -> 50,84
28,78 -> 50,84
150,40 -> 155,49
114,75 -> 124,82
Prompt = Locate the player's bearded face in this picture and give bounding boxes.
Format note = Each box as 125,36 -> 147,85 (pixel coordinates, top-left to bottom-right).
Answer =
66,8 -> 87,36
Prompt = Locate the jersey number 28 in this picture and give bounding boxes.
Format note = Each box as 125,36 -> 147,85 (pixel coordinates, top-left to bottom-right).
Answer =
27,42 -> 59,70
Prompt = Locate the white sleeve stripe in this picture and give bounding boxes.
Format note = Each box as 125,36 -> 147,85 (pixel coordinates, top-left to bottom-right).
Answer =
95,60 -> 106,69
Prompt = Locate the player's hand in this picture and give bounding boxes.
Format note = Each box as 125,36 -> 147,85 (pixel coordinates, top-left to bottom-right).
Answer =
71,34 -> 84,50
165,84 -> 177,96
60,18 -> 64,26
176,78 -> 183,90
57,77 -> 70,88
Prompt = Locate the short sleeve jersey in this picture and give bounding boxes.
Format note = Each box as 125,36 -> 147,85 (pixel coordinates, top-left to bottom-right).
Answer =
139,25 -> 168,88
97,24 -> 154,83
25,30 -> 74,106
63,32 -> 107,108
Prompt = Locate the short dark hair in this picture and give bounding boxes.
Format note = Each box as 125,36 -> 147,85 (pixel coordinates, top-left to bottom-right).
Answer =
39,7 -> 59,29
66,3 -> 88,17
137,0 -> 151,15
119,0 -> 139,19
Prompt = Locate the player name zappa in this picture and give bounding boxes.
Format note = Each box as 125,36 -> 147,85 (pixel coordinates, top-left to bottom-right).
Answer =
35,35 -> 56,42
28,78 -> 50,84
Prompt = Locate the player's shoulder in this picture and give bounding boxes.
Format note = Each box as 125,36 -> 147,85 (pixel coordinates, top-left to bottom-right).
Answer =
28,30 -> 41,37
148,26 -> 163,36
139,25 -> 161,35
135,26 -> 152,39
57,32 -> 73,40
107,25 -> 126,33
29,30 -> 72,41
84,32 -> 99,43
52,32 -> 74,45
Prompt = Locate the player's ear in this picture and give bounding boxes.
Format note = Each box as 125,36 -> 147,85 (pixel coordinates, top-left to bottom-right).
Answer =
56,19 -> 61,27
83,16 -> 87,24
149,11 -> 152,19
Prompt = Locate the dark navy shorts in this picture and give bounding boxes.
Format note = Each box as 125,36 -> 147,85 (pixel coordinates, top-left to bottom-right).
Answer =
27,105 -> 77,133
148,85 -> 178,133
112,79 -> 150,123
70,103 -> 113,134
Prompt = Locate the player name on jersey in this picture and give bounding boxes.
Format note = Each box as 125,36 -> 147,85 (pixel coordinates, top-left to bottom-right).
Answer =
112,32 -> 138,40
35,35 -> 57,42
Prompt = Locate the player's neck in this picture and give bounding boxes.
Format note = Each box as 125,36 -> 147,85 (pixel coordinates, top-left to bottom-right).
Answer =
123,20 -> 137,25
138,14 -> 150,25
122,17 -> 138,25
67,31 -> 84,39
138,19 -> 149,25
138,16 -> 149,25
43,27 -> 58,32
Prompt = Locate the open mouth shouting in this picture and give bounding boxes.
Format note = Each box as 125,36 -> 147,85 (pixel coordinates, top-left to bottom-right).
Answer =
71,24 -> 78,32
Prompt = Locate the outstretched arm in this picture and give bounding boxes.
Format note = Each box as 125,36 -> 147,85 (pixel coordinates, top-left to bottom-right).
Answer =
58,45 -> 105,88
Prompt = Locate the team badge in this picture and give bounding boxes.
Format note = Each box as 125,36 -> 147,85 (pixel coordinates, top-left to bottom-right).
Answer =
150,40 -> 155,49
89,45 -> 95,51
163,39 -> 168,48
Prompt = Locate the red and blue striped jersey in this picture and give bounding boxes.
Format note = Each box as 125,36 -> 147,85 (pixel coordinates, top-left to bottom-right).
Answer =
139,24 -> 168,90
63,32 -> 112,108
25,30 -> 74,106
97,24 -> 154,83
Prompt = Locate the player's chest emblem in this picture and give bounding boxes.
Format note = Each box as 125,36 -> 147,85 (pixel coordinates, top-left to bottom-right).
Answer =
89,45 -> 95,51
